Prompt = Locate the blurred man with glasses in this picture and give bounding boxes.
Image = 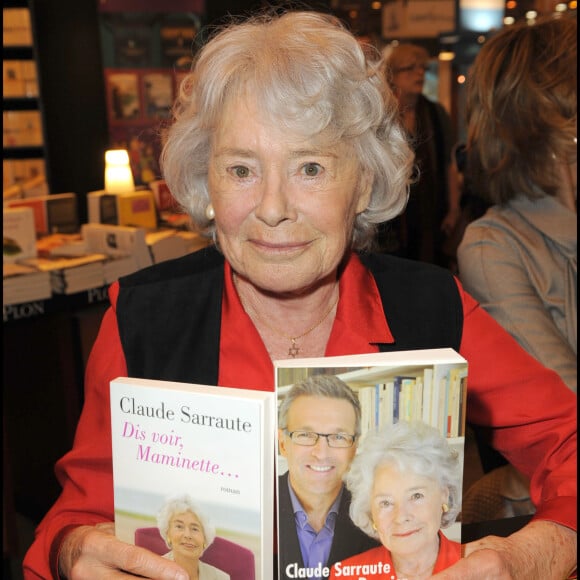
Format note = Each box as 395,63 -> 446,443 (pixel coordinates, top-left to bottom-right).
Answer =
277,374 -> 379,579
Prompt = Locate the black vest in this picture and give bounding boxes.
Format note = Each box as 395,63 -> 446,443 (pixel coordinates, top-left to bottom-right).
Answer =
117,247 -> 463,384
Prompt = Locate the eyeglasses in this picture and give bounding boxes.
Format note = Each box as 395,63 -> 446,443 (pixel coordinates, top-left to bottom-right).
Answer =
393,63 -> 429,74
285,430 -> 356,448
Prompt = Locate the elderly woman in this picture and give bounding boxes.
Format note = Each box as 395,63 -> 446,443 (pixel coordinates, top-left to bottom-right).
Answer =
157,495 -> 229,580
23,10 -> 575,580
330,421 -> 461,579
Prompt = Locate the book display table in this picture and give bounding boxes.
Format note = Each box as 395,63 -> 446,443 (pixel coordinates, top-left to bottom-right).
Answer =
3,287 -> 109,530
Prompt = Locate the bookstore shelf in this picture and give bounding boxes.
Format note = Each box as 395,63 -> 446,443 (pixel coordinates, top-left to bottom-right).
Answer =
3,1 -> 47,191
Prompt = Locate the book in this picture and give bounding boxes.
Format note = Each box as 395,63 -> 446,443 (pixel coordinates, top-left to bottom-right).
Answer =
19,253 -> 107,295
3,206 -> 37,264
116,190 -> 157,230
81,223 -> 153,271
145,229 -> 189,264
87,189 -> 158,230
274,348 -> 467,579
110,376 -> 276,580
3,262 -> 51,306
148,179 -> 179,212
2,7 -> 33,47
5,192 -> 78,235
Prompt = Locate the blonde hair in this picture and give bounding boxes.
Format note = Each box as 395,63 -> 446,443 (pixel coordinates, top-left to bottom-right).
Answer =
466,16 -> 577,204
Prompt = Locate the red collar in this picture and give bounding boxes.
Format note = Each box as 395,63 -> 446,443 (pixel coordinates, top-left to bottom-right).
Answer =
218,252 -> 393,390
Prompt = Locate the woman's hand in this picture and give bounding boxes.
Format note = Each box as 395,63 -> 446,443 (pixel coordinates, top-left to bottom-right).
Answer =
432,521 -> 577,579
58,522 -> 189,579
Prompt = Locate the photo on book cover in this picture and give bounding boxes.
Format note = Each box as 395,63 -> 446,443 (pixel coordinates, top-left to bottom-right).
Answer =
274,348 -> 467,580
110,376 -> 275,580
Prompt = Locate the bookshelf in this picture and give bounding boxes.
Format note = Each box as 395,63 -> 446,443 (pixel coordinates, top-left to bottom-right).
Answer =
2,1 -> 46,194
3,0 -> 110,223
277,358 -> 468,442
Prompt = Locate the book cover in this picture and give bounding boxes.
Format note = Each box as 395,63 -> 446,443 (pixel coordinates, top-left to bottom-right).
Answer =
274,348 -> 467,580
87,190 -> 118,225
88,190 -> 158,230
110,377 -> 276,580
142,72 -> 174,120
6,193 -> 78,235
3,206 -> 37,264
116,190 -> 158,230
81,223 -> 153,271
149,179 -> 180,212
5,196 -> 47,235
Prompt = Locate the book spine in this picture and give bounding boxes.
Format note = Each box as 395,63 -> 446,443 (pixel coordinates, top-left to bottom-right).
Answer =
437,375 -> 449,438
422,368 -> 433,426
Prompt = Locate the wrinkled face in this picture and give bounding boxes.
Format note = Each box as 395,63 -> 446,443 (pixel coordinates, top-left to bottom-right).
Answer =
167,511 -> 206,561
278,395 -> 358,503
371,463 -> 448,558
208,97 -> 371,295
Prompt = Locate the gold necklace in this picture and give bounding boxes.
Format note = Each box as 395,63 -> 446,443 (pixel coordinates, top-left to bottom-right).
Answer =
236,278 -> 339,358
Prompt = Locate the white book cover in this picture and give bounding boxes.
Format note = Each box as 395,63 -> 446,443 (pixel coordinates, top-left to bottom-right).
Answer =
3,206 -> 37,263
81,223 -> 153,270
275,348 -> 467,579
110,377 -> 276,580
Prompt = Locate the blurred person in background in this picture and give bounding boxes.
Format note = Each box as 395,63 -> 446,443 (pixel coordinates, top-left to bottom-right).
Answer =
378,43 -> 461,269
457,15 -> 577,523
458,16 -> 576,392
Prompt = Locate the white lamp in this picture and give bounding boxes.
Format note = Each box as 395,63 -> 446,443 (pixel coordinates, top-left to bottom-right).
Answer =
104,149 -> 135,194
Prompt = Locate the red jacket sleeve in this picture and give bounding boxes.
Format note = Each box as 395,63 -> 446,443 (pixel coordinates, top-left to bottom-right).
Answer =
457,278 -> 577,531
23,283 -> 125,580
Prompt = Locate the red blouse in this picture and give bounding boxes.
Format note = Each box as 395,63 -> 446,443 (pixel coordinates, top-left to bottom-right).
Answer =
23,253 -> 577,580
329,531 -> 461,579
218,254 -> 387,390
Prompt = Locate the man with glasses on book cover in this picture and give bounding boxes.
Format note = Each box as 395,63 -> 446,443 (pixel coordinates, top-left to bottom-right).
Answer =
277,375 -> 379,579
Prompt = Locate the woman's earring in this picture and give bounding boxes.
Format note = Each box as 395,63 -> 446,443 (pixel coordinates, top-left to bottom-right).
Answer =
205,203 -> 215,221
372,522 -> 378,531
442,503 -> 449,513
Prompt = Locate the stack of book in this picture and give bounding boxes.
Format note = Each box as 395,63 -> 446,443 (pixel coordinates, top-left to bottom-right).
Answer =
82,223 -> 154,282
4,206 -> 37,261
3,262 -> 51,306
145,229 -> 189,264
19,254 -> 107,295
102,255 -> 141,284
3,206 -> 48,306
